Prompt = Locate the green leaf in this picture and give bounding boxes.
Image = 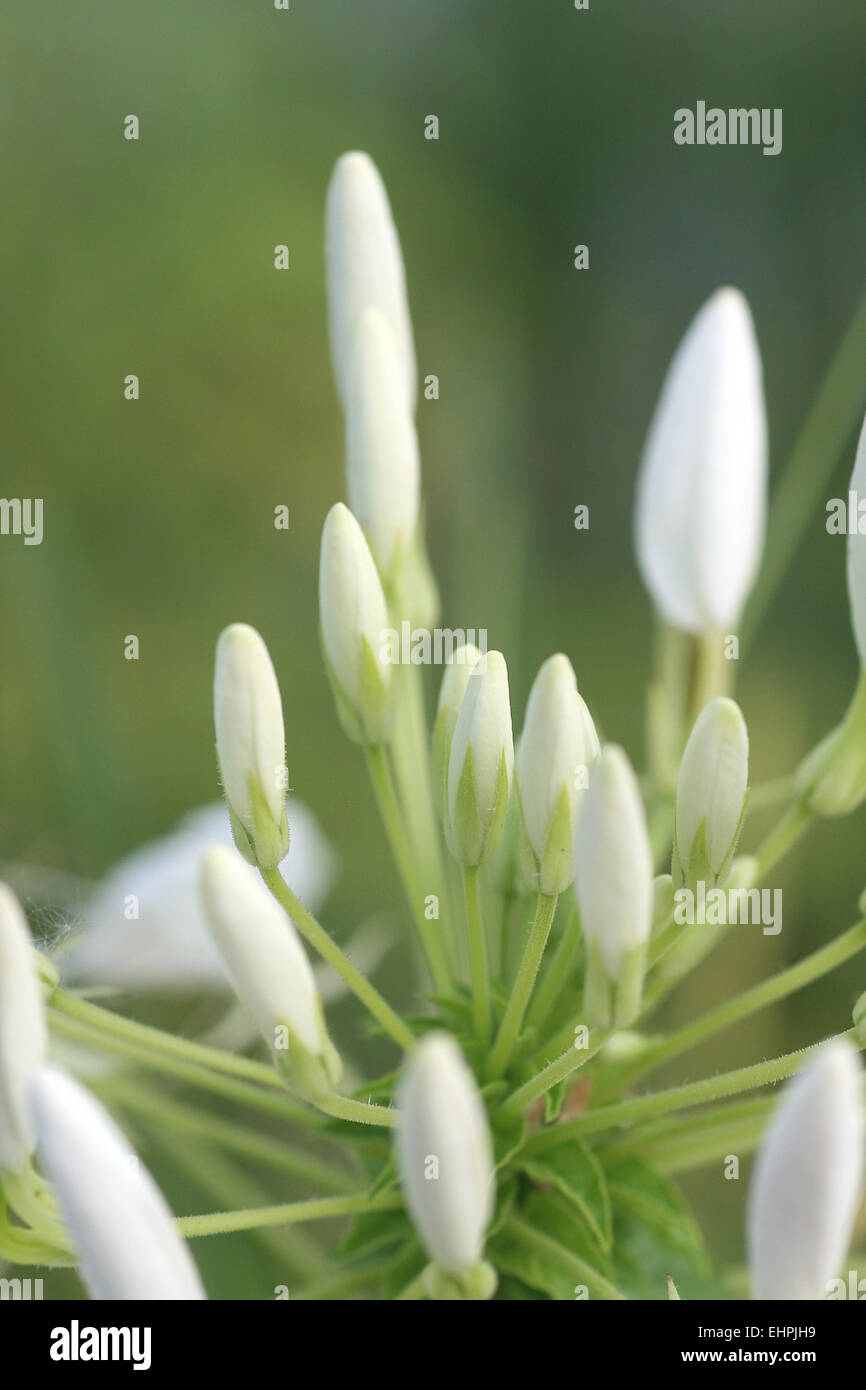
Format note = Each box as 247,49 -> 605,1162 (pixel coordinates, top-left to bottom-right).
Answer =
491,1111 -> 527,1171
337,1205 -> 410,1262
487,1173 -> 518,1238
524,1189 -> 613,1277
518,1135 -> 613,1251
543,1079 -> 568,1123
605,1155 -> 706,1259
490,1192 -> 614,1301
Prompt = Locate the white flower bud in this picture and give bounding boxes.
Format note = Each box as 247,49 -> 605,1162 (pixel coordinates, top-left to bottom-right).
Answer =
325,151 -> 416,414
32,1065 -> 206,1300
432,644 -> 481,819
396,1033 -> 494,1277
346,307 -> 421,581
747,1040 -> 864,1300
319,502 -> 394,745
447,651 -> 514,866
575,745 -> 653,1024
0,885 -> 46,1173
847,411 -> 866,665
199,846 -> 340,1101
214,624 -> 289,869
518,654 -> 600,895
635,287 -> 768,634
674,696 -> 749,887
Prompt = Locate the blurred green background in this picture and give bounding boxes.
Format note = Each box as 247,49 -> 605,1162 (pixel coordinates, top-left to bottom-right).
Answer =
4,0 -> 866,1295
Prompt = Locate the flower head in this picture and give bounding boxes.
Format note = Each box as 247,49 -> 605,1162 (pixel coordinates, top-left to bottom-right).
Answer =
674,696 -> 749,887
747,1040 -> 864,1300
447,651 -> 514,866
214,623 -> 289,869
32,1065 -> 206,1300
325,151 -> 416,414
635,287 -> 768,634
199,845 -> 341,1100
517,654 -> 600,894
319,502 -> 394,745
396,1033 -> 494,1281
0,884 -> 46,1174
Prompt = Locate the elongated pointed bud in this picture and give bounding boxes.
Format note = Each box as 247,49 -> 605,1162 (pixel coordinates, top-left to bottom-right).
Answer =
214,624 -> 289,869
575,745 -> 653,1026
345,307 -> 421,582
447,651 -> 514,866
319,502 -> 394,745
325,151 -> 416,414
432,644 -> 481,820
518,654 -> 600,895
673,697 -> 749,887
32,1065 -> 206,1300
199,847 -> 340,1101
635,288 -> 767,634
798,416 -> 866,815
0,885 -> 47,1174
396,1033 -> 496,1294
747,1041 -> 864,1300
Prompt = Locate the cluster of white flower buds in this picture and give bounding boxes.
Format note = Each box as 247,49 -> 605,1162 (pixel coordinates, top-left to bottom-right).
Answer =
0,883 -> 205,1298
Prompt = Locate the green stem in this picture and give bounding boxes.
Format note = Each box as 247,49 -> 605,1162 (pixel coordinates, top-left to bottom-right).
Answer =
596,1093 -> 776,1162
294,1252 -> 408,1300
688,629 -> 732,730
525,898 -> 582,1031
364,744 -> 452,992
499,1027 -> 608,1117
488,893 -> 558,1077
531,1029 -> 860,1143
741,281 -> 866,653
177,1190 -> 403,1239
750,800 -> 813,880
48,1008 -> 324,1126
260,866 -> 416,1052
99,1077 -> 357,1192
463,865 -> 491,1041
611,917 -> 866,1091
316,1093 -> 397,1129
51,988 -> 285,1092
504,1216 -> 626,1300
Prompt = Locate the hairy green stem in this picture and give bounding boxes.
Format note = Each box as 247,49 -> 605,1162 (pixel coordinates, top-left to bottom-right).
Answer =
177,1190 -> 403,1239
364,743 -> 452,992
317,1093 -> 397,1129
499,1027 -> 608,1117
463,864 -> 491,1041
261,866 -> 416,1052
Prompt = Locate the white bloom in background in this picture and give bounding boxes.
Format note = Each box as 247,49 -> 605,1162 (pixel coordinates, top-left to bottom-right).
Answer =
214,623 -> 289,868
345,307 -> 421,580
432,644 -> 481,818
325,151 -> 417,414
747,1040 -> 864,1300
447,651 -> 514,866
518,654 -> 600,895
199,845 -> 341,1100
319,502 -> 394,745
674,696 -> 749,886
847,411 -> 866,664
634,287 -> 768,634
396,1033 -> 494,1276
0,884 -> 47,1173
575,745 -> 653,1024
32,1064 -> 206,1300
60,801 -> 336,994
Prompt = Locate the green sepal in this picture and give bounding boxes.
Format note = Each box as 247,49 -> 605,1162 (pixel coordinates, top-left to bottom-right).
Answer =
423,1259 -> 497,1301
537,781 -> 575,896
247,769 -> 290,870
318,624 -> 393,747
582,937 -> 613,1029
273,1001 -> 341,1103
613,940 -> 647,1028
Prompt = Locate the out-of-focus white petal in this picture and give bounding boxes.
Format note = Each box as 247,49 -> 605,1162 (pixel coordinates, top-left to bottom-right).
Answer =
61,801 -> 336,993
32,1065 -> 206,1300
635,287 -> 767,634
847,412 -> 866,665
0,884 -> 46,1172
747,1040 -> 864,1300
